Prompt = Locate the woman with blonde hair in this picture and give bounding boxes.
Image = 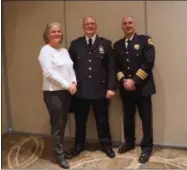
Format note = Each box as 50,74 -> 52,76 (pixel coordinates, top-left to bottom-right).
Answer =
38,22 -> 76,169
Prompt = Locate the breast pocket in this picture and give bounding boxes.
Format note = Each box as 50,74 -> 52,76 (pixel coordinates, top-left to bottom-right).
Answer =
99,53 -> 105,59
97,45 -> 105,59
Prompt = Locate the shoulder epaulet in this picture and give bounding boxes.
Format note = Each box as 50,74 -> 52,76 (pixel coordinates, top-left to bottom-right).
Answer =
99,37 -> 105,40
78,37 -> 83,40
70,37 -> 82,43
99,37 -> 108,41
114,38 -> 124,45
100,37 -> 112,44
138,34 -> 147,38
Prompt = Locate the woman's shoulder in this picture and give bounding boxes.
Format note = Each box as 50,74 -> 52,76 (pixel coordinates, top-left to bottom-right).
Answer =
61,47 -> 70,55
61,47 -> 68,52
38,45 -> 52,60
40,44 -> 51,52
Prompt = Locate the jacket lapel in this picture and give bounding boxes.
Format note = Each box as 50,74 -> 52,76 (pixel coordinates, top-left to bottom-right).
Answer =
123,33 -> 138,49
128,33 -> 139,51
91,35 -> 100,52
81,35 -> 100,52
81,36 -> 89,50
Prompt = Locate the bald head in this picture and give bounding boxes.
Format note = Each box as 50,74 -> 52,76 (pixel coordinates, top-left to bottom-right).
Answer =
122,16 -> 136,25
82,16 -> 97,38
83,16 -> 96,25
121,16 -> 136,37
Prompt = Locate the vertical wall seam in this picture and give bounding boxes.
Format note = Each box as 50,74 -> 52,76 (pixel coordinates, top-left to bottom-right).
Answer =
2,2 -> 13,133
63,0 -> 72,138
144,0 -> 148,35
63,0 -> 68,48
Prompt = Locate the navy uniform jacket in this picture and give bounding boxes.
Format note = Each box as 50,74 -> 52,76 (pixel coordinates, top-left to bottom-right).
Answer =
69,35 -> 116,99
113,33 -> 156,96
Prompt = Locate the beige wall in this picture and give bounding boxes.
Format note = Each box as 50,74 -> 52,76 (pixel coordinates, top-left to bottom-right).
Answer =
2,1 -> 187,147
3,1 -> 70,137
147,1 -> 187,147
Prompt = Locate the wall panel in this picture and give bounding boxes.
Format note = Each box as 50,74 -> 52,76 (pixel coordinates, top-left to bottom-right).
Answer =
147,1 -> 187,146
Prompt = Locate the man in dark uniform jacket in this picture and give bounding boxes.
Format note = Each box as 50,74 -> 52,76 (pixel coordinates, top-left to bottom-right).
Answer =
113,16 -> 156,163
68,16 -> 116,158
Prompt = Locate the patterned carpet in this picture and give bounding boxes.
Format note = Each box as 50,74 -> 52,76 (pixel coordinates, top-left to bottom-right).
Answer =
2,133 -> 187,169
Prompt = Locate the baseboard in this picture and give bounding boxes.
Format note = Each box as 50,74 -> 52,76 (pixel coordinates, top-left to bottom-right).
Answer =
1,128 -> 13,137
6,130 -> 187,149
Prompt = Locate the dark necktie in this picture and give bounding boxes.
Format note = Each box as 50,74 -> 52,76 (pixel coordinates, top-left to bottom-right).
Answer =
88,38 -> 92,48
126,40 -> 131,49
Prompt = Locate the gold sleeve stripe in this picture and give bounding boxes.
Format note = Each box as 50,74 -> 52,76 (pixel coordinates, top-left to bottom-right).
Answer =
136,69 -> 148,80
136,72 -> 145,80
117,72 -> 124,81
139,69 -> 148,77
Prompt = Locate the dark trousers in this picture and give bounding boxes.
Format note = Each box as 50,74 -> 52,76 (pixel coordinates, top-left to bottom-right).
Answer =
74,98 -> 112,149
120,90 -> 153,150
43,90 -> 71,151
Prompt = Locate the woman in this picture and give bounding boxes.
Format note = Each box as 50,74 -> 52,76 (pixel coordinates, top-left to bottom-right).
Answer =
38,22 -> 77,169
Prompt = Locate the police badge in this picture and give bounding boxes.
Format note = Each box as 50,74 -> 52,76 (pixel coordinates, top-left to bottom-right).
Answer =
134,44 -> 139,50
99,45 -> 105,54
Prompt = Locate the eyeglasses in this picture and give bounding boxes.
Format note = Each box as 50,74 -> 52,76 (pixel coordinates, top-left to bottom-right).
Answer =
83,22 -> 96,26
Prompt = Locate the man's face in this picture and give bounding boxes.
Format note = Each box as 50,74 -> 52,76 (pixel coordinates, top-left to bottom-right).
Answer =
83,17 -> 97,36
122,17 -> 136,36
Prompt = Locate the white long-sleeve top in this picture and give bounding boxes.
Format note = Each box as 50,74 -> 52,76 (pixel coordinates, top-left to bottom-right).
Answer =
38,44 -> 76,91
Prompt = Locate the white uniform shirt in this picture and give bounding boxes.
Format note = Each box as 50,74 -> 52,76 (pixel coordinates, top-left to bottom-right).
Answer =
85,34 -> 96,45
38,44 -> 76,91
125,34 -> 135,47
